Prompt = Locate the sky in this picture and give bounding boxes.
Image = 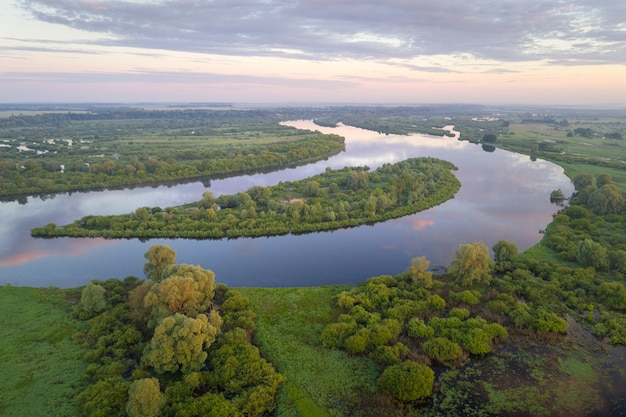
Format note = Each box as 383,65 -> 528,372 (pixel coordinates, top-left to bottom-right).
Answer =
1,0 -> 625,105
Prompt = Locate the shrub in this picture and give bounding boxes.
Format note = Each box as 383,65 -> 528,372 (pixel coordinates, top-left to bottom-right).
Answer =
377,361 -> 434,402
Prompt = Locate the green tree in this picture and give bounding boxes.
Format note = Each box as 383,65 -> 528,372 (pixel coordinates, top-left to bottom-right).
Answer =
81,281 -> 107,314
596,173 -> 613,188
492,240 -> 518,262
143,244 -> 177,282
550,189 -> 567,205
572,173 -> 594,191
208,329 -> 285,416
76,376 -> 130,417
482,133 -> 497,143
408,256 -> 433,288
144,264 -> 216,322
143,313 -> 221,374
576,238 -> 608,270
126,378 -> 162,417
135,207 -> 150,221
448,242 -> 493,286
587,184 -> 625,215
199,191 -> 215,208
377,361 -> 434,402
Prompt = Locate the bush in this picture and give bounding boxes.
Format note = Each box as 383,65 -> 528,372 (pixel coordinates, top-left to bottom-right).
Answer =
377,361 -> 434,402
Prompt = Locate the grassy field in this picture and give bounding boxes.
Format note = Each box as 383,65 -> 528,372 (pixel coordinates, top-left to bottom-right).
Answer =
0,286 -> 87,417
497,121 -> 626,190
239,286 -> 380,417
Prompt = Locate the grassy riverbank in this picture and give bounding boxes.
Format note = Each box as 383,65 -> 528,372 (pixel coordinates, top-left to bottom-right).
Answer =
2,278 -> 625,417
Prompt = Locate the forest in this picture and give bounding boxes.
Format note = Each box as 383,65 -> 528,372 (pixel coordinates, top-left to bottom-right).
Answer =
2,104 -> 626,417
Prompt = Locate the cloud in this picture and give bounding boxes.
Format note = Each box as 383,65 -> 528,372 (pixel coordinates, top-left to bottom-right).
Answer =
0,69 -> 359,89
17,0 -> 626,64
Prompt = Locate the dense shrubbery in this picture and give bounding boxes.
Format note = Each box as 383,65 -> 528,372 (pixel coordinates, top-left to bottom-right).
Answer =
73,245 -> 284,417
534,173 -> 626,343
319,220 -> 626,405
33,157 -> 460,239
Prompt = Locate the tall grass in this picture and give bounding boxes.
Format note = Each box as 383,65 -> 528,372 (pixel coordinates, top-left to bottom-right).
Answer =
0,286 -> 86,417
240,286 -> 380,417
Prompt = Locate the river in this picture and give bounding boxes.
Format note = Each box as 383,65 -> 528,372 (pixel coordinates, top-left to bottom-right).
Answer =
0,120 -> 573,288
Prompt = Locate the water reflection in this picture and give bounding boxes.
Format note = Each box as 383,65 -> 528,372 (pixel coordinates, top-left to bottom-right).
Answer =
0,121 -> 573,288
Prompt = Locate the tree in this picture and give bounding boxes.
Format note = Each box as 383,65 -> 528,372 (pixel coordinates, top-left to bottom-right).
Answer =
448,242 -> 493,286
408,256 -> 433,288
550,189 -> 567,205
572,173 -> 594,191
126,378 -> 162,417
143,313 -> 221,374
377,361 -> 434,402
482,133 -> 497,143
76,376 -> 130,417
199,191 -> 215,208
576,238 -> 608,271
596,173 -> 613,188
492,240 -> 518,263
587,184 -> 625,215
208,328 -> 285,416
129,281 -> 153,328
143,244 -> 177,282
81,281 -> 107,314
135,207 -> 150,221
144,264 -> 216,323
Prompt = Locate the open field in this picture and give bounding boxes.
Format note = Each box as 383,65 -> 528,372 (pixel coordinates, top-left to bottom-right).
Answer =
500,120 -> 626,189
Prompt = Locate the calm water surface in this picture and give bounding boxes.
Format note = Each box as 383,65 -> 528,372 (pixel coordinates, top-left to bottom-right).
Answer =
0,121 -> 573,288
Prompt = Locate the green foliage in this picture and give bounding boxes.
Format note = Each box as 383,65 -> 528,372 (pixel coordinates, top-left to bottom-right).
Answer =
377,361 -> 435,402
587,184 -> 625,214
81,281 -> 107,314
143,313 -> 221,374
531,308 -> 568,333
143,244 -> 177,282
448,289 -> 481,305
76,376 -> 130,417
126,378 -> 162,417
482,133 -> 498,143
421,337 -> 464,363
449,242 -> 493,286
493,240 -> 518,263
576,238 -> 608,270
207,328 -> 286,417
144,263 -> 216,323
33,157 -> 461,239
408,256 -> 433,288
0,109 -> 346,197
573,173 -> 594,191
239,286 -> 378,416
407,318 -> 434,339
0,287 -> 87,417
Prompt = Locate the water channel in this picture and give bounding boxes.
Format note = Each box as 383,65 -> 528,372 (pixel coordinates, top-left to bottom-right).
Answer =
0,120 -> 573,288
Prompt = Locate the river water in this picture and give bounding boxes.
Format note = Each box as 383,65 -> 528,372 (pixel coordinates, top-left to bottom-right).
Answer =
0,120 -> 573,288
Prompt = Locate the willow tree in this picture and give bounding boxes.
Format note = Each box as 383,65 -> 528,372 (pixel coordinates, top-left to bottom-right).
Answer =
143,312 -> 222,374
144,264 -> 217,325
126,378 -> 162,417
143,244 -> 177,282
448,242 -> 493,287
